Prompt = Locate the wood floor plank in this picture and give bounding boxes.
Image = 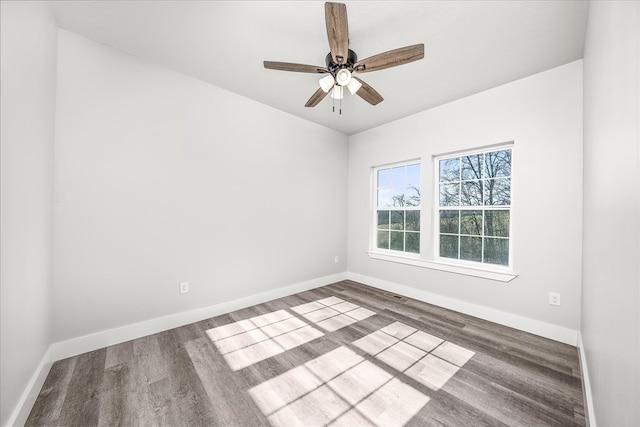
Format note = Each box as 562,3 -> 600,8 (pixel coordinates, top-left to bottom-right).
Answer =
132,334 -> 169,384
406,390 -> 510,427
185,337 -> 269,426
105,340 -> 134,369
55,349 -> 106,427
25,357 -> 76,426
97,363 -> 129,427
26,280 -> 586,427
463,354 -> 583,415
155,327 -> 217,426
147,377 -> 178,426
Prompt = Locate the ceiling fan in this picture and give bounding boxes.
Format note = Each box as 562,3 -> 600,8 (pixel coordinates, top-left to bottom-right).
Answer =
263,2 -> 424,111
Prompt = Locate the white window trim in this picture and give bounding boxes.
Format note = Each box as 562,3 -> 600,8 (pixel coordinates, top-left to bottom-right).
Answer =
368,144 -> 518,283
366,250 -> 517,282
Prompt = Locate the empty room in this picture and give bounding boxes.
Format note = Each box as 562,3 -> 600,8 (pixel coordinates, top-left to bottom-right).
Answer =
1,1 -> 638,426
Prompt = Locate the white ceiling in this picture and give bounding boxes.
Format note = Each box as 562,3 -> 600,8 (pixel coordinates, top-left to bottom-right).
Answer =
50,1 -> 589,135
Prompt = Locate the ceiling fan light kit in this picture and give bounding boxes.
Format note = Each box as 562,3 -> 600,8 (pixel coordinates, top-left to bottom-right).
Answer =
319,74 -> 335,93
330,86 -> 344,100
335,68 -> 352,86
264,2 -> 424,112
346,78 -> 362,95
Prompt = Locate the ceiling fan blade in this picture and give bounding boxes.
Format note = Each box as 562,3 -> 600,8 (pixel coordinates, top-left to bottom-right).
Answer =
325,2 -> 349,65
353,77 -> 383,105
305,87 -> 330,107
354,44 -> 425,73
264,61 -> 328,74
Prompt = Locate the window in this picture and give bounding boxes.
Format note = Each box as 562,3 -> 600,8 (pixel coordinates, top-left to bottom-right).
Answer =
368,146 -> 516,282
437,148 -> 512,266
375,162 -> 421,254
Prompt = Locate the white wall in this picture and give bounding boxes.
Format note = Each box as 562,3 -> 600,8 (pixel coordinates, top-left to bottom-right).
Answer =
348,61 -> 583,332
0,2 -> 57,425
53,30 -> 348,342
582,1 -> 640,425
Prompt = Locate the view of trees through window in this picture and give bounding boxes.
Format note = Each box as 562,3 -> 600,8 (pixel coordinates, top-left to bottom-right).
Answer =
438,149 -> 512,266
376,163 -> 421,254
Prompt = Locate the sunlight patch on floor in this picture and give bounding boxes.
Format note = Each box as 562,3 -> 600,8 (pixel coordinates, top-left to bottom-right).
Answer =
249,346 -> 430,427
354,321 -> 475,391
206,309 -> 324,370
206,297 -> 377,371
291,296 -> 376,332
208,308 -> 475,424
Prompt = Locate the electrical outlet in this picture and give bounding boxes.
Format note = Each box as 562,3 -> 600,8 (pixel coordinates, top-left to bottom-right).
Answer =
549,292 -> 561,306
179,282 -> 189,294
334,255 -> 339,264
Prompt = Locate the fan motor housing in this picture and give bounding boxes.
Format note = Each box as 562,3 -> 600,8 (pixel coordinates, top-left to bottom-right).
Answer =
325,49 -> 358,73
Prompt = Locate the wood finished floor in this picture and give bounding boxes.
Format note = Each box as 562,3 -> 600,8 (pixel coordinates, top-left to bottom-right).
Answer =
26,281 -> 586,426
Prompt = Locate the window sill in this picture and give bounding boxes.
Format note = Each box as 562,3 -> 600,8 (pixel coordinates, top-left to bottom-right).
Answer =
366,251 -> 518,282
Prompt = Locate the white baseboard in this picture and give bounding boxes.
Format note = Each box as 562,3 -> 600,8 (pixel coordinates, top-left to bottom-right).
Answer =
50,272 -> 348,362
577,333 -> 597,427
5,346 -> 55,427
347,272 -> 579,346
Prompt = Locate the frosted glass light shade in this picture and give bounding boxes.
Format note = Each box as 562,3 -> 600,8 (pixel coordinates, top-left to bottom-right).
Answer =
330,86 -> 344,99
347,78 -> 362,95
335,69 -> 352,86
319,75 -> 335,93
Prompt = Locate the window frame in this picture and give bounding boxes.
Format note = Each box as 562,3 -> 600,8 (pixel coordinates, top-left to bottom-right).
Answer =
433,144 -> 514,272
371,159 -> 422,258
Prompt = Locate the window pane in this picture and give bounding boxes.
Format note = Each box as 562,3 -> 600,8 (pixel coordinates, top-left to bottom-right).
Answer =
484,177 -> 511,206
461,181 -> 483,206
390,231 -> 404,251
439,158 -> 459,182
391,166 -> 406,187
439,210 -> 459,233
377,210 -> 390,230
460,236 -> 482,262
377,230 -> 389,250
484,210 -> 510,237
405,232 -> 420,253
391,187 -> 404,207
461,154 -> 483,180
378,168 -> 391,187
406,211 -> 420,231
484,237 -> 509,265
460,210 -> 482,235
485,150 -> 511,178
440,183 -> 459,206
407,164 -> 421,186
377,188 -> 391,208
440,235 -> 458,259
390,211 -> 404,230
405,186 -> 421,207
392,187 -> 406,207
